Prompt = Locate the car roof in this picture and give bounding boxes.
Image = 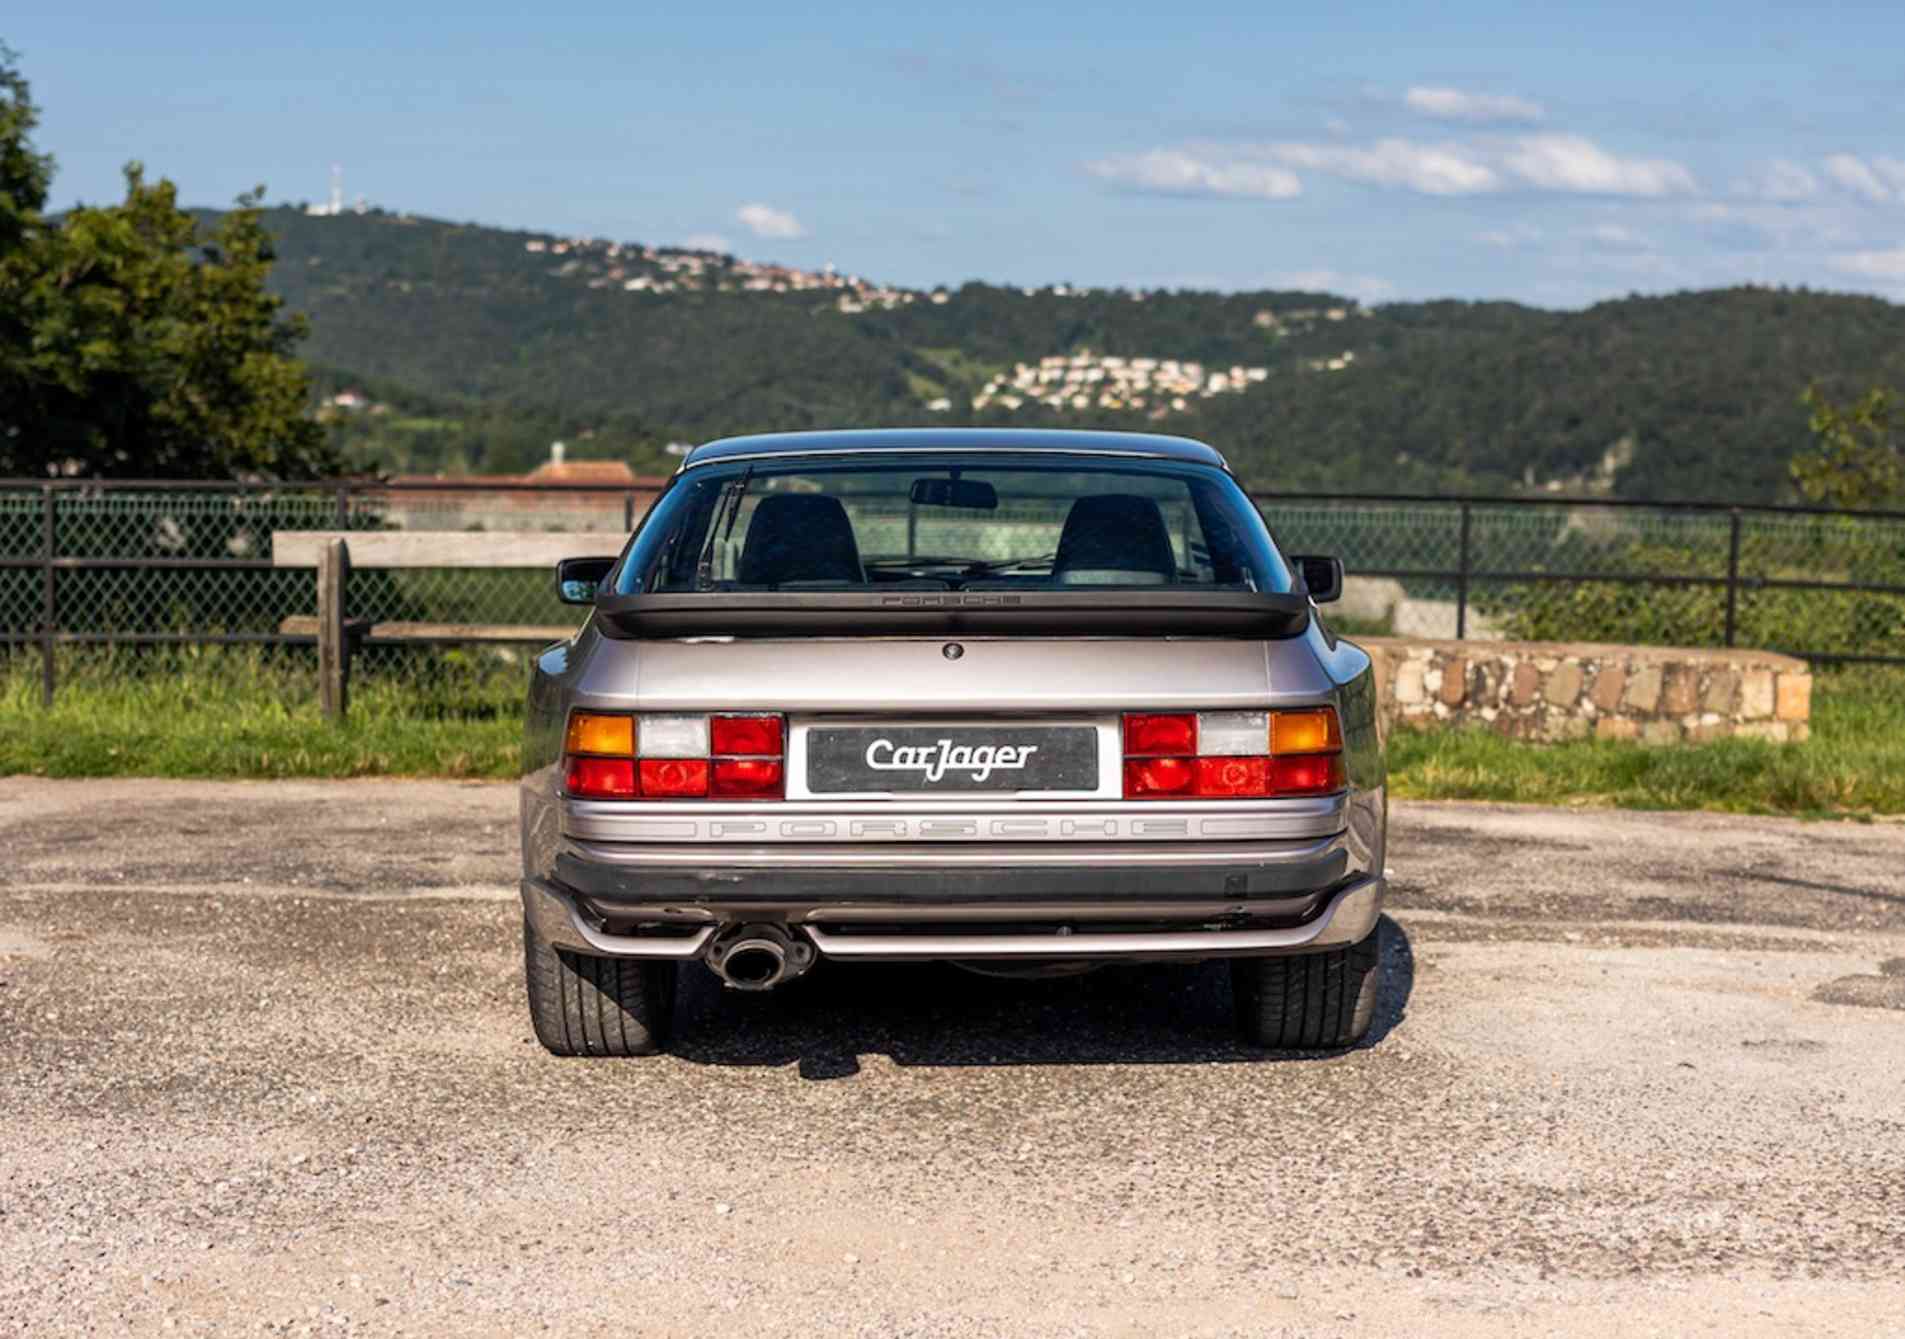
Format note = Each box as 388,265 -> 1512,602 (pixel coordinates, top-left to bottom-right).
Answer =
680,428 -> 1229,471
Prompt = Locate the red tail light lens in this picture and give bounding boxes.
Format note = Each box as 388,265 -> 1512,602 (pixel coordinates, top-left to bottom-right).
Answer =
1269,754 -> 1346,795
1122,708 -> 1345,799
1124,756 -> 1196,797
1123,713 -> 1197,756
1194,756 -> 1275,797
565,756 -> 637,799
712,758 -> 784,797
562,710 -> 787,801
638,758 -> 710,798
712,714 -> 784,756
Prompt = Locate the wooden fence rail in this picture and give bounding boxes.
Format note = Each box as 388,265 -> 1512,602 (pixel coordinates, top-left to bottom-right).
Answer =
273,531 -> 619,719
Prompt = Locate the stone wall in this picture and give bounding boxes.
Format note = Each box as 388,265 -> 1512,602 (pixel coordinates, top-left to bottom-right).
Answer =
1360,637 -> 1812,743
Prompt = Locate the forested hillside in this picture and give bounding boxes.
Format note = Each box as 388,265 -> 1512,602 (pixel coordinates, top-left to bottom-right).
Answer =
237,207 -> 1905,500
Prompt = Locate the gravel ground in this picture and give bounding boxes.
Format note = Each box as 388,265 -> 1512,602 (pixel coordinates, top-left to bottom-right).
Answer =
2,778 -> 1902,1338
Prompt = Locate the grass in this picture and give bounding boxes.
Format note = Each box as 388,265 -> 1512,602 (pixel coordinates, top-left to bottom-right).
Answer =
0,646 -> 523,780
4,650 -> 1903,818
1388,668 -> 1905,818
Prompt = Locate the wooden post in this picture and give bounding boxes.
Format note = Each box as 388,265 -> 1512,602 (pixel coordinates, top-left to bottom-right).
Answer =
317,538 -> 351,720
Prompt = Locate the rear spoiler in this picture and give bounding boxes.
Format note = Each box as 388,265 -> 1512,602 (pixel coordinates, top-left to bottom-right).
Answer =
593,590 -> 1311,639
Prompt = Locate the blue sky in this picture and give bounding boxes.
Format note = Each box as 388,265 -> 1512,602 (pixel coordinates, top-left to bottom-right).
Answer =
9,1 -> 1905,306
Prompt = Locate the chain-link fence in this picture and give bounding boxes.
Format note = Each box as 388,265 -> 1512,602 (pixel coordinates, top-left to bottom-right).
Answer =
0,480 -> 658,703
1261,494 -> 1905,666
5,481 -> 1904,705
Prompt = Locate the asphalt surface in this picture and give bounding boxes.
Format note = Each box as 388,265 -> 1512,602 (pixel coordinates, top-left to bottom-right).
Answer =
2,777 -> 1903,1338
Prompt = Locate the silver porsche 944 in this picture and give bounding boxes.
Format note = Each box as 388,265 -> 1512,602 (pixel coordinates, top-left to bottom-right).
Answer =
519,429 -> 1386,1055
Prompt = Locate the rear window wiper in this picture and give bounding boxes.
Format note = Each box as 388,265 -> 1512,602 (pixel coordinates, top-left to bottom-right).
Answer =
962,552 -> 1056,576
693,468 -> 754,591
863,555 -> 974,568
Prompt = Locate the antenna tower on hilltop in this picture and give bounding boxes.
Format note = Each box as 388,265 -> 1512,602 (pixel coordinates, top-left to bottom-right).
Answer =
329,164 -> 344,217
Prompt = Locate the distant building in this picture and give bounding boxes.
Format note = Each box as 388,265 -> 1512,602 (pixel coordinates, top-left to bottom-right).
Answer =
363,449 -> 667,533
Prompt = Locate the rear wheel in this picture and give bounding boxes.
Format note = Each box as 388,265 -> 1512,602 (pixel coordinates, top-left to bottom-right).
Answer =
523,916 -> 676,1057
1231,929 -> 1382,1049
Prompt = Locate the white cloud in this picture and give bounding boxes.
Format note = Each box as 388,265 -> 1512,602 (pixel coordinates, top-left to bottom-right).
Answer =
1738,159 -> 1820,202
1500,134 -> 1696,197
1088,132 -> 1693,206
1829,247 -> 1905,279
735,203 -> 805,239
1086,149 -> 1302,199
1271,269 -> 1397,301
1585,222 -> 1652,249
682,232 -> 732,253
1404,86 -> 1545,125
1687,201 -> 1868,247
1264,133 -> 1692,198
1268,139 -> 1500,195
1823,153 -> 1894,202
1475,223 -> 1542,248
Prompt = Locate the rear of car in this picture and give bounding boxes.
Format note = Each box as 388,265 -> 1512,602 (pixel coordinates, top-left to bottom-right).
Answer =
518,430 -> 1386,1056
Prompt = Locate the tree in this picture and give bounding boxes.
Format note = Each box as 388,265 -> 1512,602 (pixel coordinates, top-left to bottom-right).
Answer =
1792,384 -> 1900,509
0,46 -> 338,479
0,42 -> 53,425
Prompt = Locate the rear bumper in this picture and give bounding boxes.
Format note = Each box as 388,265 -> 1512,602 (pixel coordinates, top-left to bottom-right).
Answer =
522,829 -> 1383,962
557,829 -> 1354,903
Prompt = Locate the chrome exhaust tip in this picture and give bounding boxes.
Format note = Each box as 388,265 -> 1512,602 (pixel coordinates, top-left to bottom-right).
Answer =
706,924 -> 814,991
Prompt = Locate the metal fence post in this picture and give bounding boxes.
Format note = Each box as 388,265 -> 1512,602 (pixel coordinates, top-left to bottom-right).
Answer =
40,485 -> 55,707
1455,502 -> 1472,641
1724,509 -> 1742,648
334,483 -> 350,528
623,492 -> 635,531
318,538 -> 352,720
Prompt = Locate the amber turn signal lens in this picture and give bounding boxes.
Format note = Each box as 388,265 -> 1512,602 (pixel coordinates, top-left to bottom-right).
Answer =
1270,708 -> 1342,755
565,712 -> 634,757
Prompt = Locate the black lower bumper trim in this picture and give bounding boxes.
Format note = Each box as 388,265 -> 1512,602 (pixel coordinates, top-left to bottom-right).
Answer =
553,846 -> 1350,908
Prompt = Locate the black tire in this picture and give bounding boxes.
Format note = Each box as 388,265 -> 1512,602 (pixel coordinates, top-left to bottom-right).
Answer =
1231,928 -> 1382,1049
523,916 -> 677,1057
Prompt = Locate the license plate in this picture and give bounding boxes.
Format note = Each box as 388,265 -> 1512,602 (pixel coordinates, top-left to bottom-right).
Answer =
805,725 -> 1099,793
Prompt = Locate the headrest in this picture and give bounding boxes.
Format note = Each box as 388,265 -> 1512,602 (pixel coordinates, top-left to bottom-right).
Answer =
1052,494 -> 1178,585
737,494 -> 864,586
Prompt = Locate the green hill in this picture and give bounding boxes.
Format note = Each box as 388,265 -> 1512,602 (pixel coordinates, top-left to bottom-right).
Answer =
238,207 -> 1905,500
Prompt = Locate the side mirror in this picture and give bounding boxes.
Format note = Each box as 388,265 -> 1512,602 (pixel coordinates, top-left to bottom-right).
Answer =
556,556 -> 616,606
1291,554 -> 1343,604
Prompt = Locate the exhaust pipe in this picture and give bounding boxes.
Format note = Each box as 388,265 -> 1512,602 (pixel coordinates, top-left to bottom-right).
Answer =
706,923 -> 814,991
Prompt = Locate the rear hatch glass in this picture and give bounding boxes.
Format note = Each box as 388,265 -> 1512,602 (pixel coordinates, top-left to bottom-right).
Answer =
598,452 -> 1304,638
619,454 -> 1292,596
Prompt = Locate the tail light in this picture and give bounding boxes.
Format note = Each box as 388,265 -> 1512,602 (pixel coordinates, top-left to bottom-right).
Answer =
1123,708 -> 1344,800
564,711 -> 784,800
